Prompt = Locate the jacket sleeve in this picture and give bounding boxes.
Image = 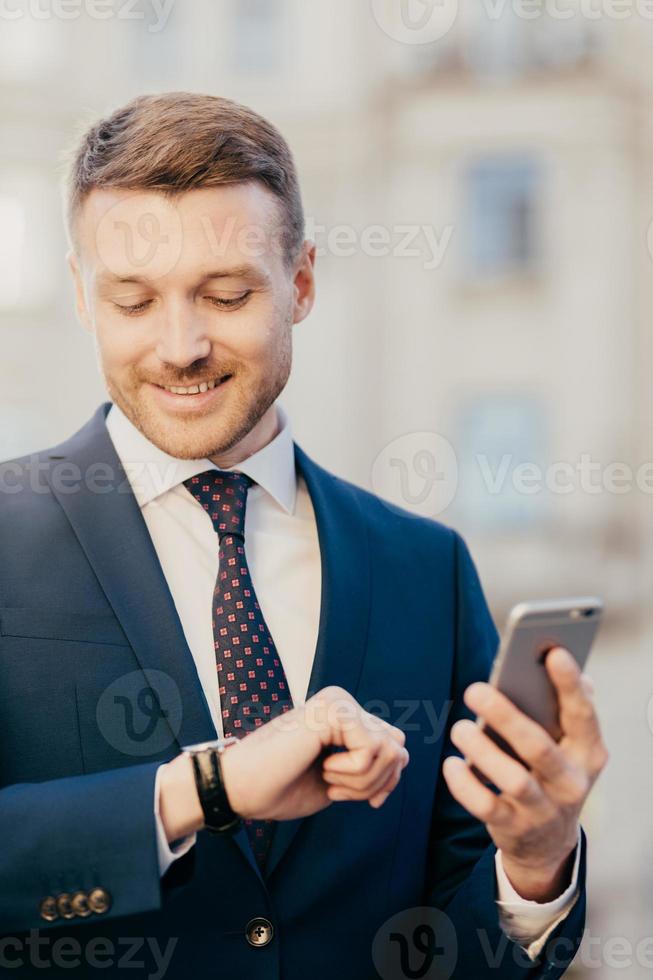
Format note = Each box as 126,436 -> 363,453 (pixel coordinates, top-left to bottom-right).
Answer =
0,761 -> 167,933
423,530 -> 587,979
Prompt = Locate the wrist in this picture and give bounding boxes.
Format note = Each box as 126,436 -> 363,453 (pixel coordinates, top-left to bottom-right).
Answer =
218,741 -> 250,819
158,754 -> 204,843
501,845 -> 576,903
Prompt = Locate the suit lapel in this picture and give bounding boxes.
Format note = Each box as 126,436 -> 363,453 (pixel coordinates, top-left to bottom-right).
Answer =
265,443 -> 372,877
46,403 -> 266,878
47,403 -> 217,749
46,403 -> 372,880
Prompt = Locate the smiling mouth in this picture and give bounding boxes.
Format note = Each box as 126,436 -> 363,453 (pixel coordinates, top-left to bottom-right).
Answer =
155,374 -> 232,396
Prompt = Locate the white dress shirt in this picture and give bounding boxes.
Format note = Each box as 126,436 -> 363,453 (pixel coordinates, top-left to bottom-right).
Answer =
105,398 -> 579,959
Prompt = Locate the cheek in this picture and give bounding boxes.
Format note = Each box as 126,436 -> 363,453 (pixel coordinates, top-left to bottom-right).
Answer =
231,304 -> 288,360
94,323 -> 147,374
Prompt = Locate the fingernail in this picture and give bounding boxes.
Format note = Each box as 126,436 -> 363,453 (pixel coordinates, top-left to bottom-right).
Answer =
466,682 -> 487,699
581,673 -> 595,695
451,719 -> 473,741
443,755 -> 465,775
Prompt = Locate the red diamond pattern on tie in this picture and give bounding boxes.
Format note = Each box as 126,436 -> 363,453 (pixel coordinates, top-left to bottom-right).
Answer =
183,469 -> 293,872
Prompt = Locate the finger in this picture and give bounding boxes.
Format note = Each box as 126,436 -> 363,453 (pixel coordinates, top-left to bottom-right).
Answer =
369,758 -> 405,808
327,759 -> 402,803
441,755 -> 513,826
450,720 -> 546,809
327,767 -> 397,802
464,682 -> 569,783
322,744 -> 380,776
324,745 -> 408,793
352,716 -> 407,747
544,647 -> 603,745
580,673 -> 594,696
386,724 -> 407,747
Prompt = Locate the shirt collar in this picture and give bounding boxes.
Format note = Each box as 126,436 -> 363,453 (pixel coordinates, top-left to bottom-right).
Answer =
105,399 -> 297,515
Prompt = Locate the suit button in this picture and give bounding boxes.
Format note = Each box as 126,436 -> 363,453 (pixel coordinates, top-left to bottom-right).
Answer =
88,888 -> 112,915
71,891 -> 92,918
57,893 -> 75,920
39,896 -> 59,922
246,917 -> 274,947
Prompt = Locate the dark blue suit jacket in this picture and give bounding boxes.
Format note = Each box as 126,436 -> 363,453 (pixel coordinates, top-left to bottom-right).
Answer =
0,402 -> 586,978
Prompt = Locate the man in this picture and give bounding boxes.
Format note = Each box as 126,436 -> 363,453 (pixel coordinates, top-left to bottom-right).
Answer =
0,92 -> 607,978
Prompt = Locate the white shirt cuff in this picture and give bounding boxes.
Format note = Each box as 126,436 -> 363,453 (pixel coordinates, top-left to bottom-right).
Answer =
495,827 -> 582,961
154,762 -> 197,877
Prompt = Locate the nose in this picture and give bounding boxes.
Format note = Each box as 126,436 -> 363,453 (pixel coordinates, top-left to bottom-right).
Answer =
155,301 -> 211,368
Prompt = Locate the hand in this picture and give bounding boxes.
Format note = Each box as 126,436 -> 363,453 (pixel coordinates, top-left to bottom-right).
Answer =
159,686 -> 409,840
442,647 -> 608,901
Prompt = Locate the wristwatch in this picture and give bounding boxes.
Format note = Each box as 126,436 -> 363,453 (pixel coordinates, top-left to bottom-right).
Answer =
181,737 -> 243,835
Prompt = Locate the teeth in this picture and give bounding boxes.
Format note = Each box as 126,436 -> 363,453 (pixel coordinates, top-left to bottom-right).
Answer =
161,377 -> 224,395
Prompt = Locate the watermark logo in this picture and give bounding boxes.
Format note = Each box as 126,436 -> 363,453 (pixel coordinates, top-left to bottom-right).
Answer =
370,0 -> 459,44
95,192 -> 184,282
371,433 -> 459,518
0,0 -> 176,32
96,669 -> 182,756
372,906 -> 458,979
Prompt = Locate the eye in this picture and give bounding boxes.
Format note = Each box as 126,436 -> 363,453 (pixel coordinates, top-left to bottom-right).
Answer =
114,299 -> 153,316
206,291 -> 252,309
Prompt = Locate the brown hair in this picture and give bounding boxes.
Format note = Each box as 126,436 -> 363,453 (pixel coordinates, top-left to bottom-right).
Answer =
63,91 -> 305,268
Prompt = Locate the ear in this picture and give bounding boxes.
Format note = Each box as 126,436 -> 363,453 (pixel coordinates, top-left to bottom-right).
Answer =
292,241 -> 316,325
67,249 -> 94,334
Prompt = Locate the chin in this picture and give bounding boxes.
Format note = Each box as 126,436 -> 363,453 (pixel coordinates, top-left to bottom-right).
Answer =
149,419 -> 229,461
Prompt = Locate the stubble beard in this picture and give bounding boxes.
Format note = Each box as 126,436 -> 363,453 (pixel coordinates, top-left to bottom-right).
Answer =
101,333 -> 293,461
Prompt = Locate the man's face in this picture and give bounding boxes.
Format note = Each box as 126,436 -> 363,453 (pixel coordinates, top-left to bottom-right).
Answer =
68,182 -> 315,464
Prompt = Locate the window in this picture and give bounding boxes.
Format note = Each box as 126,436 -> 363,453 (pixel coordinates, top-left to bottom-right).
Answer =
463,156 -> 541,280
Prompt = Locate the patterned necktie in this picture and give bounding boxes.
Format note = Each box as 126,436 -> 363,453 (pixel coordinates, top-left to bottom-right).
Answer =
183,469 -> 294,872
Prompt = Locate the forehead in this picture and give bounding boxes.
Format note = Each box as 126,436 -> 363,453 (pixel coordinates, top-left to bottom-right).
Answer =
76,182 -> 285,284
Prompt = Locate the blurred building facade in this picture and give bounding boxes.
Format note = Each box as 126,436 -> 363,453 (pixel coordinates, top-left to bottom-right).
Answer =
2,3 -> 653,975
1,1 -> 650,619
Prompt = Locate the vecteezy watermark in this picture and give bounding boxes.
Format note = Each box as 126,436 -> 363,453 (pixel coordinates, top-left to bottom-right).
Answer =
372,913 -> 653,976
0,932 -> 177,978
94,192 -> 184,280
372,906 -> 459,979
370,0 -> 653,46
5,444 -> 653,513
370,0 -> 460,45
484,0 -> 653,21
372,433 -> 459,520
230,694 -> 453,745
96,669 -> 182,757
305,217 -> 454,271
372,434 -> 653,518
89,191 -> 455,278
0,0 -> 176,31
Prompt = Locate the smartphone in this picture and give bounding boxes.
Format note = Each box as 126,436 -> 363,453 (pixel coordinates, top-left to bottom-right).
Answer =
472,596 -> 603,773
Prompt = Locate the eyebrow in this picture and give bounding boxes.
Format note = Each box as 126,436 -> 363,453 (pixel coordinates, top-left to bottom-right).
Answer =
96,266 -> 271,289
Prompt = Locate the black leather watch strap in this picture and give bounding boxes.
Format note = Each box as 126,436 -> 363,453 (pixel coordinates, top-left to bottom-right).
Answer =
190,746 -> 243,835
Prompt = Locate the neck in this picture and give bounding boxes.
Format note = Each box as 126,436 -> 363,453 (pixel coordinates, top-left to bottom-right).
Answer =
208,403 -> 280,469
